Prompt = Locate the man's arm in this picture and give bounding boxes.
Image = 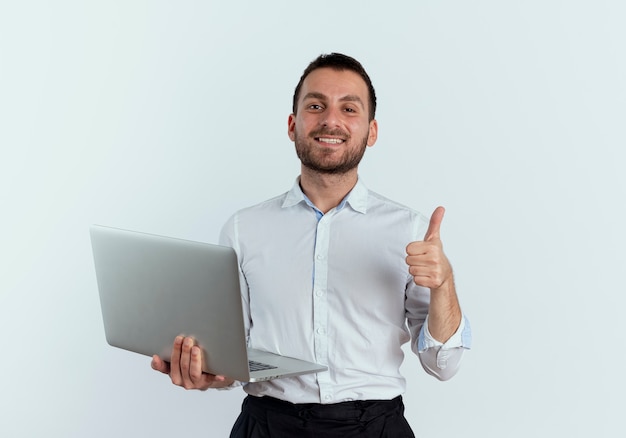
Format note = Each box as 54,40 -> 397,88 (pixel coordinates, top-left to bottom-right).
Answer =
406,206 -> 462,342
405,207 -> 470,380
427,276 -> 462,342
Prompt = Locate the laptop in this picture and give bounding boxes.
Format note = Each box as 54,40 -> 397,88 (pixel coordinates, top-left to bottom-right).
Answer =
90,225 -> 327,382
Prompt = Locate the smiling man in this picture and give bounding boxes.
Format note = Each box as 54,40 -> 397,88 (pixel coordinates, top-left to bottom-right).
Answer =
152,53 -> 471,437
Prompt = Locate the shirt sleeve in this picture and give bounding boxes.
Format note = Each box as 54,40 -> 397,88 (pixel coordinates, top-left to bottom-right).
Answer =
415,314 -> 471,381
216,214 -> 249,391
405,282 -> 470,381
219,212 -> 252,343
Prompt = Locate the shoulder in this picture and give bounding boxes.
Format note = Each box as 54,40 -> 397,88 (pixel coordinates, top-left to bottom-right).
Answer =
234,192 -> 288,217
367,190 -> 426,219
219,192 -> 289,245
365,189 -> 430,240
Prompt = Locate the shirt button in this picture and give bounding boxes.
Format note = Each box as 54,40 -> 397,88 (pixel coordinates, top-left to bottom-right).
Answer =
324,394 -> 332,401
315,289 -> 325,297
317,327 -> 326,335
437,350 -> 449,369
316,254 -> 325,260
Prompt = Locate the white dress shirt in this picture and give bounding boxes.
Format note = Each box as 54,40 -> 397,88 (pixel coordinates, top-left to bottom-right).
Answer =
219,178 -> 471,404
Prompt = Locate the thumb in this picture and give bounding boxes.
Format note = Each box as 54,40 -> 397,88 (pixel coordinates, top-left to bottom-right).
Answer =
151,355 -> 170,374
425,206 -> 445,241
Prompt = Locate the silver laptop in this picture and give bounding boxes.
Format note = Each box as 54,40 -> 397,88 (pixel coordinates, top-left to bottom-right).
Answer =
90,225 -> 327,382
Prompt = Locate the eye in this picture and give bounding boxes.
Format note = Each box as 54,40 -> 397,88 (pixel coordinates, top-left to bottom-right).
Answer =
307,103 -> 323,111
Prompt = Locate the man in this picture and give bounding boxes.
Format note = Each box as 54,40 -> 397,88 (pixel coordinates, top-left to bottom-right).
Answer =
152,53 -> 471,437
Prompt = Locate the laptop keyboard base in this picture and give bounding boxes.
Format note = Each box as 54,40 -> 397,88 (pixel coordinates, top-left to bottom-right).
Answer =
249,360 -> 278,372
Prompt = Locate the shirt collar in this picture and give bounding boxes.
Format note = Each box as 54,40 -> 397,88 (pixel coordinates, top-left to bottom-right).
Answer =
282,176 -> 369,214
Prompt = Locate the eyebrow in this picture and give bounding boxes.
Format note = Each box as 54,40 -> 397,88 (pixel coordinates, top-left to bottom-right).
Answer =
303,92 -> 365,109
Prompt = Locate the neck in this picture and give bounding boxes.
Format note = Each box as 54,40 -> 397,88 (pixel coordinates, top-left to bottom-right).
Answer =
299,166 -> 358,214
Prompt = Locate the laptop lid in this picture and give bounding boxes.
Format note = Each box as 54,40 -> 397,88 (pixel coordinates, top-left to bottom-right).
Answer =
90,225 -> 326,382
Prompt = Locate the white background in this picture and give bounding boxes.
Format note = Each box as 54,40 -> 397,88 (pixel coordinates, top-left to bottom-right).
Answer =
1,1 -> 625,436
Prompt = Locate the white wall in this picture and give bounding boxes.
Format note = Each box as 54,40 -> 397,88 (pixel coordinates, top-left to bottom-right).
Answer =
1,1 -> 624,436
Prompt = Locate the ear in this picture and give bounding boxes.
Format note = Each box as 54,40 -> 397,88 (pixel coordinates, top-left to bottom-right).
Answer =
366,119 -> 378,147
287,113 -> 296,141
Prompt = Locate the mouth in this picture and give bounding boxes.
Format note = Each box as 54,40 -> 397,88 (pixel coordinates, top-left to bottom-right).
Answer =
315,136 -> 345,145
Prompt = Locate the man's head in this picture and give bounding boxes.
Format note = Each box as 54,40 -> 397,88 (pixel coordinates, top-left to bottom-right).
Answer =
292,53 -> 377,121
288,54 -> 379,176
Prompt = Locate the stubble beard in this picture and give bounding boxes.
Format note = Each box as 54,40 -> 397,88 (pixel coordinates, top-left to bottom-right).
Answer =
294,128 -> 369,175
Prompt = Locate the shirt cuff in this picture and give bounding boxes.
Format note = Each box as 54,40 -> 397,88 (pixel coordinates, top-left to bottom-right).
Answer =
417,314 -> 472,353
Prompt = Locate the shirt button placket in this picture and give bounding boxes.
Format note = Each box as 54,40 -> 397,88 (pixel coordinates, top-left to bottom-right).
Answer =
313,215 -> 332,401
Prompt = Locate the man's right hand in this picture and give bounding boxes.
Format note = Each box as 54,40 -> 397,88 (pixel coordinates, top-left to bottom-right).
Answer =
151,335 -> 235,390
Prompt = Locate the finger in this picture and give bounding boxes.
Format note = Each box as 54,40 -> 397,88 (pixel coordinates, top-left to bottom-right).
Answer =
179,337 -> 195,388
411,274 -> 437,289
189,346 -> 232,390
408,253 -> 452,289
209,374 -> 235,389
425,206 -> 445,242
406,241 -> 429,256
407,254 -> 437,275
189,345 -> 205,383
406,243 -> 441,263
406,254 -> 430,267
169,335 -> 184,386
151,355 -> 170,374
409,260 -> 445,288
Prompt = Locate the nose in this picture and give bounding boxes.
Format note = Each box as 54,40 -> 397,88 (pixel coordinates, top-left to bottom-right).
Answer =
321,105 -> 341,128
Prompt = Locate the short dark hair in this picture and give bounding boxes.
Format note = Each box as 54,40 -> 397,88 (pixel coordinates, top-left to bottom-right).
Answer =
292,53 -> 377,121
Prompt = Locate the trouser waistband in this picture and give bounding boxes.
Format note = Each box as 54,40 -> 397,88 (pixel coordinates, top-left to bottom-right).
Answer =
244,395 -> 404,422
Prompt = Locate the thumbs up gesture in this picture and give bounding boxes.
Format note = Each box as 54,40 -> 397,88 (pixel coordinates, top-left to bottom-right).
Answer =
406,206 -> 453,291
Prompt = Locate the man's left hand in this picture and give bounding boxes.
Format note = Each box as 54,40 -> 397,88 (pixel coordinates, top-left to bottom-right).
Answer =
405,206 -> 453,291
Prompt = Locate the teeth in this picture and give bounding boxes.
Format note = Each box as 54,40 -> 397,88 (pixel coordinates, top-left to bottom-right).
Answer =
318,138 -> 343,144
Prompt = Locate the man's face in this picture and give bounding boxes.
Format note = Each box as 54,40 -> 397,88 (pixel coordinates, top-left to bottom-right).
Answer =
288,68 -> 378,175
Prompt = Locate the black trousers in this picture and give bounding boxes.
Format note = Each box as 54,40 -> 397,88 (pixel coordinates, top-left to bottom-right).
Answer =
229,395 -> 416,438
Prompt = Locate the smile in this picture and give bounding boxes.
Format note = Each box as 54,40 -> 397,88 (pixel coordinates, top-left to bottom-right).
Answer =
316,137 -> 344,144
